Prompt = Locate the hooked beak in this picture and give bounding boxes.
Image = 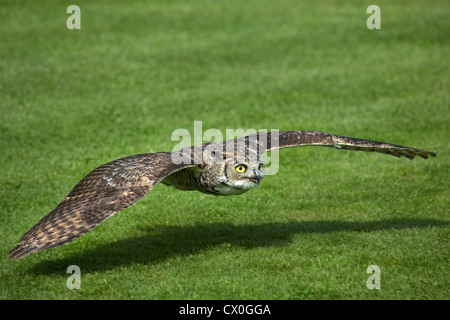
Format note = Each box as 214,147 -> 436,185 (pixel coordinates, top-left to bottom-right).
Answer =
248,170 -> 261,184
248,177 -> 259,184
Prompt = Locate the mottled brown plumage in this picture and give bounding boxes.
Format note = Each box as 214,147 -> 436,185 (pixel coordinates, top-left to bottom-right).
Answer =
9,153 -> 195,259
9,131 -> 436,259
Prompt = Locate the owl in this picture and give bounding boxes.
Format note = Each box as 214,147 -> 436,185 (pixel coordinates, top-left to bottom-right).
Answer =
8,130 -> 436,259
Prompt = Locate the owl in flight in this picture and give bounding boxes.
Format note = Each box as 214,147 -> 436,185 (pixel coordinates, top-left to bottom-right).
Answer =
8,130 -> 436,259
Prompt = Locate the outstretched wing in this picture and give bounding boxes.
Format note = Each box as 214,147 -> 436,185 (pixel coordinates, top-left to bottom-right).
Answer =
251,130 -> 436,160
9,152 -> 196,259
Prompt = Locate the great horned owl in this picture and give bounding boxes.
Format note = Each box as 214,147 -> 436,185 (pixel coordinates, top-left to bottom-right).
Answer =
8,130 -> 436,259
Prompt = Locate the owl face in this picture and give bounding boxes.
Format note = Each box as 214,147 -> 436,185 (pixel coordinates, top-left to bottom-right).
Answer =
223,160 -> 264,193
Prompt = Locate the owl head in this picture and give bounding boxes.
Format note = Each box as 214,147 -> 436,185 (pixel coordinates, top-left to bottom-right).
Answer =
222,159 -> 264,194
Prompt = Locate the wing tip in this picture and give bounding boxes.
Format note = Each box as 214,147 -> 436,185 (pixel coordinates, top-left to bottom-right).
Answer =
8,235 -> 53,259
7,244 -> 31,260
414,149 -> 437,160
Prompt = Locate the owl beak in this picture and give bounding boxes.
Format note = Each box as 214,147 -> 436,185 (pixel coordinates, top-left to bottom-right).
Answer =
248,177 -> 259,184
248,170 -> 261,184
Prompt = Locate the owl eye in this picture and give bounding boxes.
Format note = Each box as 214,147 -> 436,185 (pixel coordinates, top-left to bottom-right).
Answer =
235,164 -> 247,173
258,163 -> 264,171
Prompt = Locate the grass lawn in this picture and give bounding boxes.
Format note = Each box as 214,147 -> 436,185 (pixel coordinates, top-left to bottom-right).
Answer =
0,0 -> 448,300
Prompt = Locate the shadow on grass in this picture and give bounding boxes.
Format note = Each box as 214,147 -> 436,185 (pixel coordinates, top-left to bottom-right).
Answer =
27,218 -> 448,275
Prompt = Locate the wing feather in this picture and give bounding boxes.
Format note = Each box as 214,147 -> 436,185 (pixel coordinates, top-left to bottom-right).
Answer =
9,152 -> 195,259
254,131 -> 436,160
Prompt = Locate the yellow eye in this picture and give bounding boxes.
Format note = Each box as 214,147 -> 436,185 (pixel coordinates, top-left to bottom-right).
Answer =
258,163 -> 264,171
235,164 -> 247,173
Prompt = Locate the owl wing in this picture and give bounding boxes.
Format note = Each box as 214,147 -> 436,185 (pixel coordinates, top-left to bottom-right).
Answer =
8,152 -> 197,259
251,130 -> 436,160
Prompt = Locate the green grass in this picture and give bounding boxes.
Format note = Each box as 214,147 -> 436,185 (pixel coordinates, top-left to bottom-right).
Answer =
0,0 -> 448,299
